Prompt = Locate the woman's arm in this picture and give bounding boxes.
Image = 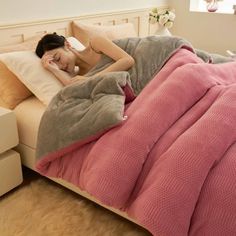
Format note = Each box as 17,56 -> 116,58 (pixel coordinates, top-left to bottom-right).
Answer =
90,36 -> 135,76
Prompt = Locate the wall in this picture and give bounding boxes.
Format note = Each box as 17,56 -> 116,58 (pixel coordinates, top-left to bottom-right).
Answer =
169,0 -> 236,55
0,0 -> 167,25
1,0 -> 234,55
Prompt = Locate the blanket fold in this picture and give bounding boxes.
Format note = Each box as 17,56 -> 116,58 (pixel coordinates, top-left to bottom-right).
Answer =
36,71 -> 133,162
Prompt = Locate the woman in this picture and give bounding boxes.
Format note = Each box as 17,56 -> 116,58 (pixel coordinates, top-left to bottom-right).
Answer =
35,33 -> 135,86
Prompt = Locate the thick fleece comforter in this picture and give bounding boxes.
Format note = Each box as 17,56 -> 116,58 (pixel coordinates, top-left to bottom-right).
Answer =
36,43 -> 236,235
36,36 -> 193,161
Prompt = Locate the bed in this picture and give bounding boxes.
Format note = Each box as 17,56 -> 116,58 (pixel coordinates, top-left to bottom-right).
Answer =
0,7 -> 151,225
1,7 -> 236,236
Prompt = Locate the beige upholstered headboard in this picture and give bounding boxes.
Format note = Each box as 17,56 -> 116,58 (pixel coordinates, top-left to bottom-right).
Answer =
0,8 -> 151,47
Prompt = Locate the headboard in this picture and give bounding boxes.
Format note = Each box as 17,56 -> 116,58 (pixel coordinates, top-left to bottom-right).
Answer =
0,8 -> 152,46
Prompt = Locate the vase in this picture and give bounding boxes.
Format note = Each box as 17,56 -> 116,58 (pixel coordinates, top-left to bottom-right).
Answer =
155,25 -> 171,36
206,0 -> 218,12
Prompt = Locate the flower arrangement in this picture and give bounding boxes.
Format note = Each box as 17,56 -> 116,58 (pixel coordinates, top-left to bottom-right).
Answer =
149,8 -> 176,29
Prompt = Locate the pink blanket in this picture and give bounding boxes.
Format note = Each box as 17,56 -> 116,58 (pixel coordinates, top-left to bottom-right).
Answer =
36,49 -> 236,235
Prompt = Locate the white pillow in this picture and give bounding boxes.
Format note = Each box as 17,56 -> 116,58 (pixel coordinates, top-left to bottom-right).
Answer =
0,51 -> 63,106
66,36 -> 85,51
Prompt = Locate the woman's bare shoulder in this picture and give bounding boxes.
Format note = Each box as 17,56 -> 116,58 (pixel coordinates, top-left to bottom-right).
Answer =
89,35 -> 111,45
89,35 -> 113,53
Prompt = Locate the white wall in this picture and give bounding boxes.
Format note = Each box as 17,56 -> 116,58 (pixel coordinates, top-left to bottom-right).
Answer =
169,0 -> 236,55
0,0 -> 167,25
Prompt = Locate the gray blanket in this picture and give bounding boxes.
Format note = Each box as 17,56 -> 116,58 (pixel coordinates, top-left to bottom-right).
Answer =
36,36 -> 231,161
86,36 -> 193,95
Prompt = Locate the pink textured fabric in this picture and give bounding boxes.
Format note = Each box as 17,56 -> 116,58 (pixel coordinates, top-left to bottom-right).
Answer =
36,49 -> 236,236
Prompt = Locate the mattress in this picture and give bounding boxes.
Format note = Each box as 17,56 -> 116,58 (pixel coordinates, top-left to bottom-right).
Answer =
13,96 -> 45,168
14,96 -> 45,149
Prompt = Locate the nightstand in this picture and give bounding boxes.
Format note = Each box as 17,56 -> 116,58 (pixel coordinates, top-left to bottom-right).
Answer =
0,107 -> 23,196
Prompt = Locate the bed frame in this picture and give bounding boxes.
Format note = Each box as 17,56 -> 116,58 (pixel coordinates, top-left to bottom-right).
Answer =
0,7 -> 160,46
0,7 -> 164,228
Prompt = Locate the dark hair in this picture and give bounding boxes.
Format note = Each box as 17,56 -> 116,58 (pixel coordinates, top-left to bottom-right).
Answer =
35,32 -> 66,58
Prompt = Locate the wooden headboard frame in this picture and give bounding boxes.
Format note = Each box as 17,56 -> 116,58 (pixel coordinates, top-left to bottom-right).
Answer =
0,8 -> 153,47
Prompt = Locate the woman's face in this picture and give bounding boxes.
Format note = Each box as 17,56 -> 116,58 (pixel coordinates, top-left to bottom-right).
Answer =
45,46 -> 76,73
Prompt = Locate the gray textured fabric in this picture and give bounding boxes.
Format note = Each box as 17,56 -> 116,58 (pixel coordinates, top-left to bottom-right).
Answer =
195,49 -> 233,64
36,72 -> 131,160
86,35 -> 193,95
36,36 -> 194,160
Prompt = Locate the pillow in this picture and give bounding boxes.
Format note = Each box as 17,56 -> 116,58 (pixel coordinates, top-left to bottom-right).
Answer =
0,35 -> 83,109
66,36 -> 85,51
0,35 -> 44,109
0,60 -> 32,109
0,51 -> 64,106
71,22 -> 137,46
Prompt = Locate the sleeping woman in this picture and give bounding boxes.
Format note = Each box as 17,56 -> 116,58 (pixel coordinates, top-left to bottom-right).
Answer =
35,33 -> 135,86
37,32 -> 232,95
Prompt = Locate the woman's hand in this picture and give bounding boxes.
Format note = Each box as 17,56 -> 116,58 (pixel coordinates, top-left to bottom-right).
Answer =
41,54 -> 60,72
41,54 -> 75,86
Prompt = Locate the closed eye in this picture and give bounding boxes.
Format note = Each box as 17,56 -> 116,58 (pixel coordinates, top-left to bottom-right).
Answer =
55,56 -> 60,62
53,53 -> 60,62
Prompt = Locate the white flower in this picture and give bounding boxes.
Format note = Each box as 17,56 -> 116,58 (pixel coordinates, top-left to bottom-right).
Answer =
168,11 -> 176,21
151,12 -> 158,18
158,14 -> 169,26
151,7 -> 158,13
157,9 -> 168,15
149,7 -> 176,28
149,17 -> 157,24
164,21 -> 173,29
